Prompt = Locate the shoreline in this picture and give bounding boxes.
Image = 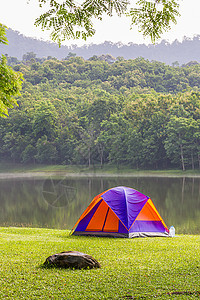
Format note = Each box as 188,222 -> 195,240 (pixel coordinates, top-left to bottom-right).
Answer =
0,170 -> 200,179
0,163 -> 200,178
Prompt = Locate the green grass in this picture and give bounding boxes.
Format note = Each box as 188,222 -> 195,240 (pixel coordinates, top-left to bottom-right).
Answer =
0,227 -> 199,299
0,162 -> 200,177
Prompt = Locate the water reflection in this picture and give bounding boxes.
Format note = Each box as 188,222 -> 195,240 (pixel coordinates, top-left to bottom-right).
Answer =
0,176 -> 200,234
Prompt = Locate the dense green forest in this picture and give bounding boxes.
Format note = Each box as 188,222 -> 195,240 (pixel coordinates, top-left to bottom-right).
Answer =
0,55 -> 200,170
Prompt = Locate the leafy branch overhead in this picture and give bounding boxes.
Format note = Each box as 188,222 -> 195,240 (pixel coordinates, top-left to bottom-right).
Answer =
34,0 -> 180,44
0,24 -> 23,117
128,0 -> 180,43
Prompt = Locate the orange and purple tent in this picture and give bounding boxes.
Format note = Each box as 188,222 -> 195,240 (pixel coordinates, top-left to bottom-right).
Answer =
71,186 -> 169,238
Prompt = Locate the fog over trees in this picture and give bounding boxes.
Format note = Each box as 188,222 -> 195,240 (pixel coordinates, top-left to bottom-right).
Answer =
0,29 -> 200,65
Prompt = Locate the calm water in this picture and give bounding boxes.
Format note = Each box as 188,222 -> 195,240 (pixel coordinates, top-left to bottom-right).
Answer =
0,175 -> 200,234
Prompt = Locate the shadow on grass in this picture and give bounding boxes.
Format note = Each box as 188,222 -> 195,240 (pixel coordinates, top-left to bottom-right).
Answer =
39,263 -> 97,271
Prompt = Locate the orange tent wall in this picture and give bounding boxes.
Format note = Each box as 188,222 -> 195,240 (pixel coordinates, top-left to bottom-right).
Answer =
86,200 -> 119,232
134,199 -> 168,229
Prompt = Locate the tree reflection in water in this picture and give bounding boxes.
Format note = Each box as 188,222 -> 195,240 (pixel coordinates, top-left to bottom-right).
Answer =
0,176 -> 200,234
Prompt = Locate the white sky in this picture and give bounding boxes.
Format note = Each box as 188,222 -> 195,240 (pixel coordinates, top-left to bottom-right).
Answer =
0,0 -> 200,46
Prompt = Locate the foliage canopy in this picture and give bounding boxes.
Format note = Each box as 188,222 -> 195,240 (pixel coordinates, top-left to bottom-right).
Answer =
0,55 -> 200,170
34,0 -> 180,44
0,24 -> 23,117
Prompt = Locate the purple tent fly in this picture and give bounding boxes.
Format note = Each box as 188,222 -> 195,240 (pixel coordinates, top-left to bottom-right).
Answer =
72,186 -> 169,238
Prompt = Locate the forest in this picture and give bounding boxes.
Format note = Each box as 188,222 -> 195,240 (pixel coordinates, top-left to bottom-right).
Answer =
0,54 -> 200,170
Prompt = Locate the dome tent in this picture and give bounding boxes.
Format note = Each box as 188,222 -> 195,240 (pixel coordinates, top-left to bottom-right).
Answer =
71,186 -> 169,238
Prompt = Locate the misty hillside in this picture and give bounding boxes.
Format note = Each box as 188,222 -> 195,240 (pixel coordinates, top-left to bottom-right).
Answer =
0,28 -> 200,65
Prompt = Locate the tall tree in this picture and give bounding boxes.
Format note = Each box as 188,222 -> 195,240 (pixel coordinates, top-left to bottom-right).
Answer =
0,23 -> 23,117
164,116 -> 199,171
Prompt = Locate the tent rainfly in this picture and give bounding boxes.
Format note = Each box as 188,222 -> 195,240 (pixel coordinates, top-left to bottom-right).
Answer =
71,186 -> 169,238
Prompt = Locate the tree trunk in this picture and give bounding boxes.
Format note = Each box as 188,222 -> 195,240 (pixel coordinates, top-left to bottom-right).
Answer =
191,152 -> 194,170
88,147 -> 91,168
180,143 -> 185,171
100,153 -> 103,169
97,143 -> 104,169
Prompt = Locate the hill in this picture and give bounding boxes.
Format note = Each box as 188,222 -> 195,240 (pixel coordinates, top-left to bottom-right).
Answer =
0,28 -> 200,65
0,56 -> 199,169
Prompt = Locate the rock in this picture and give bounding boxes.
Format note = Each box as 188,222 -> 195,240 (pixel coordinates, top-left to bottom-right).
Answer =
43,251 -> 101,269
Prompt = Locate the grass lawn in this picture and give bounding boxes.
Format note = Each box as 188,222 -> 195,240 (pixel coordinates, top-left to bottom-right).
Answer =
0,228 -> 199,299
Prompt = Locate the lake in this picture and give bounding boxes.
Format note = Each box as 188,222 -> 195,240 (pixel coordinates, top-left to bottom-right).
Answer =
0,175 -> 200,234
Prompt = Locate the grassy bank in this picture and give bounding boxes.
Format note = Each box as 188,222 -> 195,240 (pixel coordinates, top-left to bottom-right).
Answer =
0,163 -> 200,177
0,227 -> 199,299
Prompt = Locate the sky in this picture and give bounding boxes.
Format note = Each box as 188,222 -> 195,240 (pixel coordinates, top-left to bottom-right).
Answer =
0,0 -> 200,46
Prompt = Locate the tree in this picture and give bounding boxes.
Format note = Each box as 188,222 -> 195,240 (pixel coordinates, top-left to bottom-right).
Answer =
0,23 -> 23,117
164,116 -> 199,171
32,99 -> 59,140
34,0 -> 180,44
35,135 -> 58,163
22,52 -> 37,63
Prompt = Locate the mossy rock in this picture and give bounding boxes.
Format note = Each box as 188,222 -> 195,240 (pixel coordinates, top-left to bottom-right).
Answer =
43,251 -> 101,269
